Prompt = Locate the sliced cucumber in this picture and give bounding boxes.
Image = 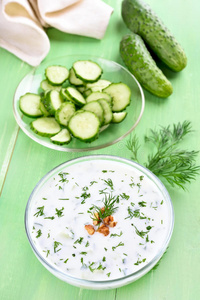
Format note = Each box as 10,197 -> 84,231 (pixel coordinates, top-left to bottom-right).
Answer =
68,110 -> 100,142
31,117 -> 61,137
98,99 -> 113,125
69,68 -> 84,86
19,93 -> 43,117
45,65 -> 69,85
86,79 -> 111,92
55,102 -> 76,126
50,128 -> 71,145
112,111 -> 127,123
39,99 -> 50,116
60,88 -> 72,101
19,59 -> 132,145
73,60 -> 102,83
82,100 -> 104,125
40,79 -> 62,92
83,89 -> 92,98
86,91 -> 112,105
65,86 -> 86,106
42,90 -> 63,115
77,86 -> 86,94
103,82 -> 131,112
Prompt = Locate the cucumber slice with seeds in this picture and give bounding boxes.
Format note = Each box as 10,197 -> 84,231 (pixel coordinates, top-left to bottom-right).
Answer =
59,88 -> 72,101
98,99 -> 113,125
31,117 -> 61,137
73,60 -> 102,83
65,86 -> 86,106
82,100 -> 104,125
55,102 -> 76,126
19,93 -> 43,117
68,110 -> 100,142
40,80 -> 62,92
45,65 -> 69,85
50,128 -> 71,145
39,99 -> 50,116
112,111 -> 127,123
86,79 -> 111,92
103,82 -> 131,112
42,90 -> 63,115
86,91 -> 112,105
69,68 -> 84,86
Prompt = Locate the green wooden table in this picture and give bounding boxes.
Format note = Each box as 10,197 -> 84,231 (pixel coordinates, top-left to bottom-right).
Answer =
0,0 -> 200,299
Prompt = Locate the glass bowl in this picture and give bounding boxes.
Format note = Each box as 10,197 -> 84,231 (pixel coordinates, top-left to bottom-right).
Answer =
13,55 -> 145,152
25,155 -> 174,289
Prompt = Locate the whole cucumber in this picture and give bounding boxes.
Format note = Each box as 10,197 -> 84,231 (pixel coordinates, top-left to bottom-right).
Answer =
121,0 -> 187,72
120,33 -> 173,98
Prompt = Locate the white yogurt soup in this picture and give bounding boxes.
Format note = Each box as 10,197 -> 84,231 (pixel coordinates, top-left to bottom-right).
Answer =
26,155 -> 174,284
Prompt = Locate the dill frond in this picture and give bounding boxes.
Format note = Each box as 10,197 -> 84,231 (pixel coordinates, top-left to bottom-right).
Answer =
126,121 -> 200,189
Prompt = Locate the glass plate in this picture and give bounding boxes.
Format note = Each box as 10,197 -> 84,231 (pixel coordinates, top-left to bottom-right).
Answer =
13,55 -> 145,152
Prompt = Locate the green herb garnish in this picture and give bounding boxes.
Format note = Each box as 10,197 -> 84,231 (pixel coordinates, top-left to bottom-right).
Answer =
36,229 -> 42,238
74,237 -> 84,244
55,207 -> 64,217
127,121 -> 200,189
54,241 -> 62,253
97,263 -> 106,270
103,178 -> 114,190
134,257 -> 146,265
58,172 -> 69,183
90,193 -> 118,222
44,216 -> 55,220
112,242 -> 124,251
131,224 -> 148,238
80,191 -> 91,204
43,249 -> 50,257
110,231 -> 123,238
120,193 -> 130,200
34,206 -> 44,217
85,241 -> 89,247
138,201 -> 147,207
125,207 -> 147,220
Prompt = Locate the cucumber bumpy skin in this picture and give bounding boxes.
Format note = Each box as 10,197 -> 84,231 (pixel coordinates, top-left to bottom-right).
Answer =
121,0 -> 187,72
120,33 -> 173,98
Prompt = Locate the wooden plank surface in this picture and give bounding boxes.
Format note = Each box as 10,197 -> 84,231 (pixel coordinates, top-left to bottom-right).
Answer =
0,0 -> 200,299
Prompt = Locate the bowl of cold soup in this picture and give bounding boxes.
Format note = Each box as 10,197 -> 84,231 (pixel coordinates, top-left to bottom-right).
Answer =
25,155 -> 174,289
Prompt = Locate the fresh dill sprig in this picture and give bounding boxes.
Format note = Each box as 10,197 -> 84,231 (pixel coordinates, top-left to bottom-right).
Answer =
126,121 -> 200,190
53,241 -> 62,253
103,178 -> 114,190
34,206 -> 44,217
126,134 -> 140,163
89,193 -> 118,222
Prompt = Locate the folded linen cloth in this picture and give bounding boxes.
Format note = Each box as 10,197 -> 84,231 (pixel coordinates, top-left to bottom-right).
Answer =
0,0 -> 113,66
0,0 -> 50,66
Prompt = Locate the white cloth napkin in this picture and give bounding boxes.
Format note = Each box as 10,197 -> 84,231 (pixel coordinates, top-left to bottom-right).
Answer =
0,0 -> 113,66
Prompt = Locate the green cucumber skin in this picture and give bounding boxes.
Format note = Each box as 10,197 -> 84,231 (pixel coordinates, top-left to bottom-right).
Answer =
120,33 -> 173,98
121,0 -> 187,72
51,139 -> 71,146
